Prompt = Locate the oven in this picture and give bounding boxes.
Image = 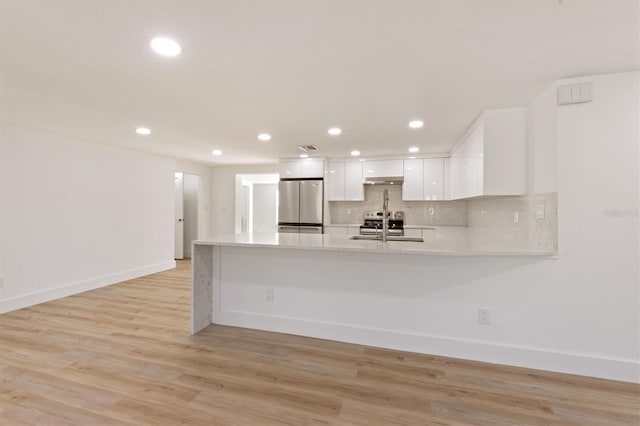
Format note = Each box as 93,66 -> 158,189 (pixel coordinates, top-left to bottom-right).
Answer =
359,211 -> 405,236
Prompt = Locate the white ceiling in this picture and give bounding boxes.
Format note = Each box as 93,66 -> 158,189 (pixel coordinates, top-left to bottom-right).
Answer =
0,0 -> 638,165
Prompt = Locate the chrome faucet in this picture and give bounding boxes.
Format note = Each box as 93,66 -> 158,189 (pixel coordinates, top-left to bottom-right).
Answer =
382,189 -> 389,242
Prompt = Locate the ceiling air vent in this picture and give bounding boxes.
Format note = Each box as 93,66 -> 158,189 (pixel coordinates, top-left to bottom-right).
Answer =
298,145 -> 318,152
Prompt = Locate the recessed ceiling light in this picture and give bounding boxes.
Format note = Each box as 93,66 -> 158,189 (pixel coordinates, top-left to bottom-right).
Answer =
350,150 -> 360,157
136,127 -> 151,135
258,133 -> 272,142
409,120 -> 424,129
150,37 -> 181,57
212,149 -> 222,156
299,154 -> 308,158
328,127 -> 342,136
409,146 -> 420,153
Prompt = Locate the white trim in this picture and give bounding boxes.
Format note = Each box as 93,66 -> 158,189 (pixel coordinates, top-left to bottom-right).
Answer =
0,261 -> 176,314
218,309 -> 640,384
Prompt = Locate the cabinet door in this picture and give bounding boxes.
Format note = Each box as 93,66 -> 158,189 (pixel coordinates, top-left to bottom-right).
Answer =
279,162 -> 300,178
452,156 -> 468,199
362,160 -> 403,178
327,162 -> 346,201
345,161 -> 364,201
443,158 -> 453,200
402,159 -> 423,200
452,155 -> 482,199
423,158 -> 444,200
299,159 -> 324,178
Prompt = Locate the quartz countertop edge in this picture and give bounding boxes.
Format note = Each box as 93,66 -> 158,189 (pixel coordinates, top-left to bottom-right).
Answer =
194,233 -> 556,257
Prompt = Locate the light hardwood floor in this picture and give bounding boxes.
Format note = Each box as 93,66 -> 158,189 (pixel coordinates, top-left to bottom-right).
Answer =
0,260 -> 638,425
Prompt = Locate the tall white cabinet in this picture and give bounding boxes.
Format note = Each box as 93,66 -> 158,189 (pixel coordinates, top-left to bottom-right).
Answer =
451,107 -> 526,199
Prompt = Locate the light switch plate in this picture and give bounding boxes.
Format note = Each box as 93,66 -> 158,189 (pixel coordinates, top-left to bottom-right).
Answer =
558,82 -> 593,105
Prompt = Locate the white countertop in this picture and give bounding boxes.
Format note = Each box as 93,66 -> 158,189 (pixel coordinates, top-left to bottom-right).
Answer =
194,231 -> 556,256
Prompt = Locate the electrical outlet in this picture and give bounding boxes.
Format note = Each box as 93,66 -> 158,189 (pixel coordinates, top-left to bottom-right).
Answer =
429,207 -> 435,216
536,204 -> 545,220
513,211 -> 519,224
265,288 -> 274,302
478,308 -> 491,325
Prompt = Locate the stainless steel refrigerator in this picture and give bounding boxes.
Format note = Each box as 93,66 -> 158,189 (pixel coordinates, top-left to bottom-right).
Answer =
278,179 -> 323,234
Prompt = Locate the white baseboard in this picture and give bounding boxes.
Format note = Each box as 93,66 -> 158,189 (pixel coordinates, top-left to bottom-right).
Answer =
0,260 -> 176,314
218,309 -> 640,384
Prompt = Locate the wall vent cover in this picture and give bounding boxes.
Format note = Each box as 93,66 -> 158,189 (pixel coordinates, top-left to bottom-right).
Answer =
298,145 -> 318,152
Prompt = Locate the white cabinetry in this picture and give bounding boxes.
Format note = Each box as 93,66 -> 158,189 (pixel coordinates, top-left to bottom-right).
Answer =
279,159 -> 324,179
423,159 -> 445,200
451,107 -> 526,199
402,158 -> 446,201
345,162 -> 364,200
327,161 -> 363,201
362,160 -> 403,179
402,159 -> 424,201
327,162 -> 345,200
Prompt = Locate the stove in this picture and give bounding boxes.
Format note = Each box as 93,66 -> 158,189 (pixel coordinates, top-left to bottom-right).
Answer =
359,211 -> 405,236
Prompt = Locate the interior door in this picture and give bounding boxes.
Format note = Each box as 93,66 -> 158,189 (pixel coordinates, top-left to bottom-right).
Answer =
278,180 -> 299,224
300,180 -> 323,224
174,172 -> 184,259
253,183 -> 278,232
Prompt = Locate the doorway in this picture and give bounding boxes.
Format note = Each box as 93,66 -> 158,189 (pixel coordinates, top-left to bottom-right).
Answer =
235,174 -> 279,234
175,172 -> 200,259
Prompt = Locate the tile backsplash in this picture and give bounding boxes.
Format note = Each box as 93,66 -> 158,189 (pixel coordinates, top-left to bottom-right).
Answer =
467,193 -> 557,251
329,185 -> 468,226
328,185 -> 558,251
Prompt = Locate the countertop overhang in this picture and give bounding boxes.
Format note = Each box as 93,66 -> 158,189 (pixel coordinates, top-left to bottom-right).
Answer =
194,231 -> 556,257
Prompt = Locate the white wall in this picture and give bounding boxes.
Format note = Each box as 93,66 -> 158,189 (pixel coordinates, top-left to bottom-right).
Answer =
526,83 -> 558,194
0,124 -> 211,312
211,164 -> 279,236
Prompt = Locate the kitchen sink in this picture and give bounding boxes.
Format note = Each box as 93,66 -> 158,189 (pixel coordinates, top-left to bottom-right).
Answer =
350,235 -> 424,242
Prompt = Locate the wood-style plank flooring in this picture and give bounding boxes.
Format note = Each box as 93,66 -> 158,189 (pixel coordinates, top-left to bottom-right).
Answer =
0,260 -> 638,425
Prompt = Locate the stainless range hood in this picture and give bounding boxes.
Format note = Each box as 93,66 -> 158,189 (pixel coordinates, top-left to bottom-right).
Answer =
363,177 -> 404,185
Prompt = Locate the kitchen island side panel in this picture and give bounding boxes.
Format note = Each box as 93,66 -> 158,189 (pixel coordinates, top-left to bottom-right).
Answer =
191,244 -> 214,333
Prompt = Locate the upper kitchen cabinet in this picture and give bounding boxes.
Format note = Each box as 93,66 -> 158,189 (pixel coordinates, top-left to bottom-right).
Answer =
423,158 -> 445,200
362,160 -> 403,179
279,159 -> 324,179
450,107 -> 526,199
402,159 -> 423,200
327,161 -> 364,201
402,158 -> 446,201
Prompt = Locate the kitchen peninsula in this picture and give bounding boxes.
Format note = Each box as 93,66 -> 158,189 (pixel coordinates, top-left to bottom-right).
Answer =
191,230 -> 556,368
